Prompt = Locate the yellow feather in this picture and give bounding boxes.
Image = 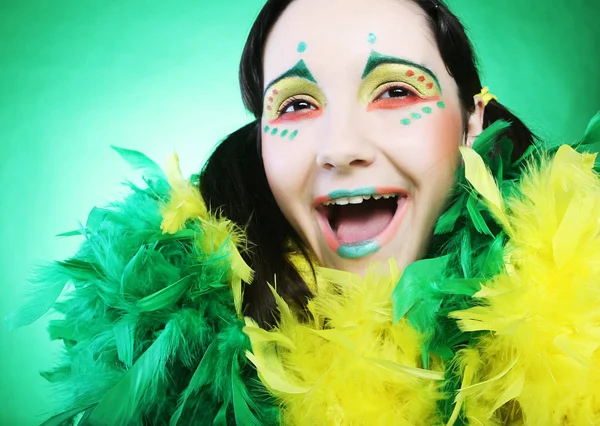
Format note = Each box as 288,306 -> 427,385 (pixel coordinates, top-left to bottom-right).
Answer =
450,145 -> 600,425
244,260 -> 444,425
459,146 -> 512,236
447,348 -> 480,426
160,153 -> 207,234
158,153 -> 254,316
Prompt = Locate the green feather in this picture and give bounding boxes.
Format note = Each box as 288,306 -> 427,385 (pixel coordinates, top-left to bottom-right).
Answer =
578,110 -> 600,168
466,196 -> 493,236
3,265 -> 69,331
136,275 -> 193,312
39,404 -> 95,426
87,321 -> 177,426
114,317 -> 136,368
6,148 -> 278,425
110,146 -> 167,182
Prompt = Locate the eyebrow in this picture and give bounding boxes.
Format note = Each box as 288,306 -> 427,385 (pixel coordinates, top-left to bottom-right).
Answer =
361,50 -> 441,89
264,60 -> 317,96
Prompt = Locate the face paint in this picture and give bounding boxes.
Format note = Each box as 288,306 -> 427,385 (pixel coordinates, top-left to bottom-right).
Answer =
297,41 -> 307,53
289,129 -> 299,140
359,51 -> 442,112
262,62 -> 326,124
264,60 -> 317,96
280,129 -> 289,138
368,33 -> 377,44
400,102 -> 446,125
262,77 -> 326,123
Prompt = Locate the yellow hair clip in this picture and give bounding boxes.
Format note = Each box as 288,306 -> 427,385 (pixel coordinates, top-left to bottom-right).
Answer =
475,86 -> 498,106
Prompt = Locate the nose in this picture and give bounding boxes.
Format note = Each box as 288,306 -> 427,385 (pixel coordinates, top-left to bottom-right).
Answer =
316,117 -> 376,172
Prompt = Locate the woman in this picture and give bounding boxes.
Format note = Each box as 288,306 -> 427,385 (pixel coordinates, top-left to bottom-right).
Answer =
203,0 -> 536,326
7,0 -> 599,425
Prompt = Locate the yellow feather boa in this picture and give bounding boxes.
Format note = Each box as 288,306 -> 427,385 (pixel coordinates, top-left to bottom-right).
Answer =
447,145 -> 600,425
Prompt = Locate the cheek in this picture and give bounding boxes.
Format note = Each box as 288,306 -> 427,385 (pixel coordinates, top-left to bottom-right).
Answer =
261,122 -> 316,212
374,100 -> 464,179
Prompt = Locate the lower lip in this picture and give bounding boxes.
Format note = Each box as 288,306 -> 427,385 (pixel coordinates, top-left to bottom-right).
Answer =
316,196 -> 410,259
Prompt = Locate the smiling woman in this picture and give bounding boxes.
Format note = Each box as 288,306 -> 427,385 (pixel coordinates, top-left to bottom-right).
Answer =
5,0 -> 600,425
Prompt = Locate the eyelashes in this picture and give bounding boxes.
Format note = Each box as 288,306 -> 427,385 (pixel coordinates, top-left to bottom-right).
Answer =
278,96 -> 319,116
268,79 -> 435,121
372,82 -> 418,101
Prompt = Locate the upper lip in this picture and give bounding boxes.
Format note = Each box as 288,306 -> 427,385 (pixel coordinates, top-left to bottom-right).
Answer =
313,187 -> 410,207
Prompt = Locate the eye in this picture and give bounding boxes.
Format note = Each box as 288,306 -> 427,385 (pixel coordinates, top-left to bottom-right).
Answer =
278,96 -> 319,116
375,85 -> 416,100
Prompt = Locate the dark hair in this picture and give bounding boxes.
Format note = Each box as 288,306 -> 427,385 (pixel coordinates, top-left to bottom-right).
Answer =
201,0 -> 536,326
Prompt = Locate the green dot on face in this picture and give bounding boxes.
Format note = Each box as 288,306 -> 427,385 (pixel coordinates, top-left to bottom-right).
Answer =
297,42 -> 307,53
422,107 -> 433,114
271,127 -> 278,136
401,118 -> 411,126
289,130 -> 299,140
264,125 -> 270,133
280,129 -> 289,137
411,113 -> 422,120
437,101 -> 446,109
368,33 -> 377,44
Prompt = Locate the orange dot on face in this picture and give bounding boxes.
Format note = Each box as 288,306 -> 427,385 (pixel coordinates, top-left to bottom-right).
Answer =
418,76 -> 425,82
406,70 -> 415,77
426,83 -> 434,89
273,89 -> 279,95
268,96 -> 274,102
267,105 -> 272,111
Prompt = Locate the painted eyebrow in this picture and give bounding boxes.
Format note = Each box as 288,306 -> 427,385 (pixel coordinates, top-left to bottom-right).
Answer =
361,50 -> 441,89
263,59 -> 317,96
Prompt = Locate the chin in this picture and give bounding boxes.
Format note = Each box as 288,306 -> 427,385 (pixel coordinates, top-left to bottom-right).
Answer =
320,242 -> 416,277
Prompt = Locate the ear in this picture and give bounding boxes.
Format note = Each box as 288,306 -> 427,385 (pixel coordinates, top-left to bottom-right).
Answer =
464,96 -> 486,148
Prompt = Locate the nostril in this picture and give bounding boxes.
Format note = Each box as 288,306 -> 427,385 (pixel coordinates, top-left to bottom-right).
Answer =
349,159 -> 370,167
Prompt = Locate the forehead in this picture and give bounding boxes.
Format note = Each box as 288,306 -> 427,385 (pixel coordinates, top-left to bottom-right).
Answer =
263,0 -> 443,86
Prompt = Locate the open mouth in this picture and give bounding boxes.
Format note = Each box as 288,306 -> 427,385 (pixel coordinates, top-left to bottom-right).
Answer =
314,187 -> 410,259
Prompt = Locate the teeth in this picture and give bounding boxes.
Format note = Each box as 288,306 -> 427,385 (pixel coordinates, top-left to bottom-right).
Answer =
323,193 -> 398,206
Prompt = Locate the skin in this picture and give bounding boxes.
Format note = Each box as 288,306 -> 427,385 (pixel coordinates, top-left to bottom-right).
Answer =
261,0 -> 485,275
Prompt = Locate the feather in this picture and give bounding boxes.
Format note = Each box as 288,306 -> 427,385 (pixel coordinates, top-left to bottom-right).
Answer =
448,139 -> 600,424
6,147 -> 277,425
113,317 -> 135,369
245,260 -> 444,425
459,146 -> 512,235
87,321 -> 177,426
136,275 -> 193,312
3,264 -> 70,331
160,153 -> 207,234
39,404 -> 96,426
578,110 -> 600,166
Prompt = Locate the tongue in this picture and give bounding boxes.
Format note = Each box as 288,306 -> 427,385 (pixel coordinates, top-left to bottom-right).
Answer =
334,202 -> 395,244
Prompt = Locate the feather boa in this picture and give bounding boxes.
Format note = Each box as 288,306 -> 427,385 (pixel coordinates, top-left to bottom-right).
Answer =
5,149 -> 278,425
5,112 -> 600,425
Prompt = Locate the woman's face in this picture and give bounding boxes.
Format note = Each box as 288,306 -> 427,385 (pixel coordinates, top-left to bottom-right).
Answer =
261,0 -> 483,274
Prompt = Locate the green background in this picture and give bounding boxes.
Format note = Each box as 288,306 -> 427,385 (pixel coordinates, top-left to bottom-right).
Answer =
1,0 -> 598,424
